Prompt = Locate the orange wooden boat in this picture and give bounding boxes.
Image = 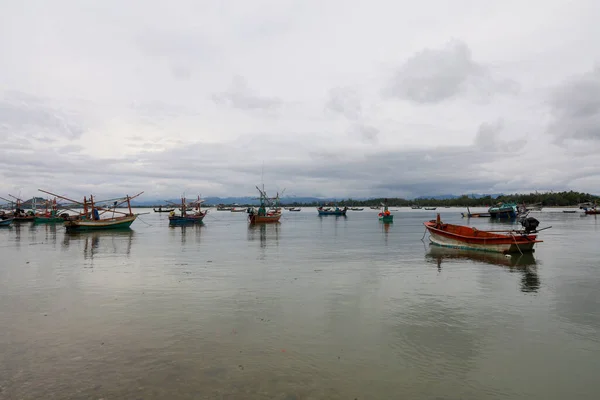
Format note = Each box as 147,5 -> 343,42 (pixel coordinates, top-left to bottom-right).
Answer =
424,214 -> 543,254
248,185 -> 282,224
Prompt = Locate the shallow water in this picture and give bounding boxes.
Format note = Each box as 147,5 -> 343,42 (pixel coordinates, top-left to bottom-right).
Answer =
1,208 -> 599,399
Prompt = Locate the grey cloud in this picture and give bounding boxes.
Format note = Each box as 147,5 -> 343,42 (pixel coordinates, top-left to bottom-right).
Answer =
0,127 -> 590,200
212,76 -> 282,111
474,120 -> 526,151
384,40 -> 518,104
0,91 -> 85,139
326,87 -> 362,119
548,66 -> 600,142
350,123 -> 379,143
58,144 -> 84,154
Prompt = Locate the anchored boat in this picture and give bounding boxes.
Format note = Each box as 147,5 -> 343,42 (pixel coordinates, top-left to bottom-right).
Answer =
378,200 -> 393,223
168,196 -> 207,225
317,205 -> 347,216
38,189 -> 143,232
248,186 -> 282,224
0,216 -> 13,227
424,214 -> 548,254
488,203 -> 518,219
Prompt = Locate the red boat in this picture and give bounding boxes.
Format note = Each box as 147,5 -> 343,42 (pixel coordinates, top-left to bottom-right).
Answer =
248,185 -> 282,224
424,214 -> 543,254
584,208 -> 600,215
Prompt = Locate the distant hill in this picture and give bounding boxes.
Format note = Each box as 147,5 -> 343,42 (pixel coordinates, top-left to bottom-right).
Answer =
131,196 -> 344,206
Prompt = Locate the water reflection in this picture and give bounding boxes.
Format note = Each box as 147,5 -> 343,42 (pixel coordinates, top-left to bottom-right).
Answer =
169,223 -> 204,244
380,221 -> 391,244
62,230 -> 135,259
247,223 -> 280,248
426,245 -> 540,293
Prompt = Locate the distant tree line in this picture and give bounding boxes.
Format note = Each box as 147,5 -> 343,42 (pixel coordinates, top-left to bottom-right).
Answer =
281,191 -> 599,207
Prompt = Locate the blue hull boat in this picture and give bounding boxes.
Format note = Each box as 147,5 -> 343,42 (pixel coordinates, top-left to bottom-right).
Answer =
317,206 -> 347,216
0,218 -> 14,227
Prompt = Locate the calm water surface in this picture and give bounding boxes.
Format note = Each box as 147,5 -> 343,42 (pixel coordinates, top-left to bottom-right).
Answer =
1,208 -> 599,399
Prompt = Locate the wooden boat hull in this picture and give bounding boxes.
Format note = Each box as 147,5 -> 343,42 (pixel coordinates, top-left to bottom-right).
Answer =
64,215 -> 137,231
461,212 -> 491,218
249,213 -> 281,223
154,208 -> 174,213
169,215 -> 205,224
424,207 -> 437,210
0,218 -> 13,227
13,215 -> 35,222
318,210 -> 347,216
563,210 -> 578,213
34,216 -> 65,223
379,215 -> 394,223
288,208 -> 301,212
424,220 -> 541,254
584,209 -> 600,215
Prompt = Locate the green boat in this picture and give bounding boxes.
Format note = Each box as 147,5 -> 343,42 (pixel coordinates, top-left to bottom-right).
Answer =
38,189 -> 143,232
378,201 -> 394,223
64,214 -> 137,231
35,216 -> 65,223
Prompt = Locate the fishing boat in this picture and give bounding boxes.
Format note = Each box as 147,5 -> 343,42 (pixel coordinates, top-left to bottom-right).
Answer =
583,208 -> 600,215
563,210 -> 578,213
168,196 -> 207,224
461,206 -> 491,218
317,205 -> 347,216
411,205 -> 422,209
0,195 -> 35,222
248,186 -> 282,224
370,206 -> 379,210
350,207 -> 364,211
153,206 -> 174,213
378,201 -> 393,222
287,207 -> 301,212
488,203 -> 518,219
424,214 -> 547,254
34,198 -> 69,223
38,189 -> 143,231
424,207 -> 437,210
216,204 -> 233,211
0,217 -> 13,227
231,207 -> 247,212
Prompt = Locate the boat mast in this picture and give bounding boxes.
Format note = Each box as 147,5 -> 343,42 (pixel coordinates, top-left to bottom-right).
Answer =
127,195 -> 133,216
90,195 -> 95,220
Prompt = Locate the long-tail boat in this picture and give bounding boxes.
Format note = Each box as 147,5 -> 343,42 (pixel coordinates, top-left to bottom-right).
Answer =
317,205 -> 347,216
39,189 -> 143,231
582,202 -> 599,215
378,200 -> 393,222
424,214 -> 548,254
461,206 -> 491,218
168,196 -> 207,225
248,186 -> 282,224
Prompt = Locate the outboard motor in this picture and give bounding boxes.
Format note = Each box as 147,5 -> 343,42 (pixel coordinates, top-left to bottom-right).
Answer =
521,217 -> 540,233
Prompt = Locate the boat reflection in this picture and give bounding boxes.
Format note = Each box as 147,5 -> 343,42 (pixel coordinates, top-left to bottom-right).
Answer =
380,221 -> 391,244
247,222 -> 280,248
426,245 -> 540,293
169,222 -> 204,244
62,229 -> 135,259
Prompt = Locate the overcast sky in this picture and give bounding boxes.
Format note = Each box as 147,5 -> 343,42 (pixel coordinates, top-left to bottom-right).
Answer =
1,0 -> 599,200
